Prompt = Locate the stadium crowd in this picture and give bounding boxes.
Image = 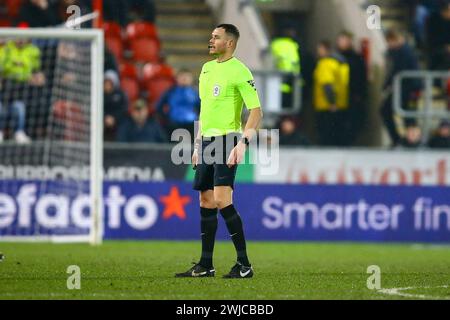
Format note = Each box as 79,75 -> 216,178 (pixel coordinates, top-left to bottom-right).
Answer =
272,0 -> 450,149
0,0 -> 449,149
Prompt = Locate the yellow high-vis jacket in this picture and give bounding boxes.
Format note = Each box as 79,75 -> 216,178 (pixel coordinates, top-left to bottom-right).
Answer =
271,37 -> 301,75
313,55 -> 349,111
0,41 -> 41,82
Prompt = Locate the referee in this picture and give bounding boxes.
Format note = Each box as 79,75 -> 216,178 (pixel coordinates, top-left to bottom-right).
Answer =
176,24 -> 263,279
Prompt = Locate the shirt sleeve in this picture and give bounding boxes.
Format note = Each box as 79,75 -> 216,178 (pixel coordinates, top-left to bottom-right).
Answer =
235,66 -> 261,110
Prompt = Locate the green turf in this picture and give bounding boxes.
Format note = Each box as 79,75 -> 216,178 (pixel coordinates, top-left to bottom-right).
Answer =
0,241 -> 450,300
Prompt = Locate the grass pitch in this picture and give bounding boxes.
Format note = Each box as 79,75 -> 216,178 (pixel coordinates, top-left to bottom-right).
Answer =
0,241 -> 449,300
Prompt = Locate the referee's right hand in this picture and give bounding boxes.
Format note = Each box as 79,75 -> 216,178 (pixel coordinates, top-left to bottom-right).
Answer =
192,149 -> 199,170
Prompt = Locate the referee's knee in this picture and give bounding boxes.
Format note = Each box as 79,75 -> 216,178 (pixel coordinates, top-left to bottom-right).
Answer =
214,198 -> 232,210
213,187 -> 233,209
200,191 -> 216,209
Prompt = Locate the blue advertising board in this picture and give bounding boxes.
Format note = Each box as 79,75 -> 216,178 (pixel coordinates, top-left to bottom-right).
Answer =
1,181 -> 449,242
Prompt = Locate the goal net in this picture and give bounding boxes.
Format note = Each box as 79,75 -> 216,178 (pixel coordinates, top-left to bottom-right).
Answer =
0,28 -> 104,244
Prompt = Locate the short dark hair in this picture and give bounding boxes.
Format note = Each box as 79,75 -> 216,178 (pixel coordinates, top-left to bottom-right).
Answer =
216,24 -> 240,40
385,29 -> 402,41
338,30 -> 354,39
177,68 -> 192,75
318,40 -> 332,51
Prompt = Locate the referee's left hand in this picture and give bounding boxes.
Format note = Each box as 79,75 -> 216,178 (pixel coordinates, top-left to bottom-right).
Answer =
227,142 -> 246,168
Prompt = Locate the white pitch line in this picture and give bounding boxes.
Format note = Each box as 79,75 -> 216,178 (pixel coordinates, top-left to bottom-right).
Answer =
378,286 -> 450,300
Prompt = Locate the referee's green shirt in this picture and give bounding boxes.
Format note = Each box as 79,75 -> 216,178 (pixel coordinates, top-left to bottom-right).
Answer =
199,57 -> 261,137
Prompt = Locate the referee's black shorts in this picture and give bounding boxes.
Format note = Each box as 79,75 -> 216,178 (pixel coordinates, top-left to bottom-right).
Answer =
193,133 -> 240,192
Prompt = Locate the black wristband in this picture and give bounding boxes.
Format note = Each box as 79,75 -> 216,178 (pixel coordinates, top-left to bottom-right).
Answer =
241,137 -> 250,146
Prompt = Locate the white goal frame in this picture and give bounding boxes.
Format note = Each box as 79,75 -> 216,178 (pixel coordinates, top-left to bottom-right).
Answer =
0,28 -> 104,245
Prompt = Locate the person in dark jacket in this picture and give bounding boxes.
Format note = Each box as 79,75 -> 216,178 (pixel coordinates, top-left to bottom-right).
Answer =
103,0 -> 128,26
104,71 -> 128,141
278,115 -> 310,146
428,119 -> 450,149
336,31 -> 368,144
381,29 -> 422,146
412,0 -> 440,48
426,1 -> 450,70
16,0 -> 60,28
399,121 -> 423,149
104,47 -> 119,74
117,99 -> 167,143
127,0 -> 156,23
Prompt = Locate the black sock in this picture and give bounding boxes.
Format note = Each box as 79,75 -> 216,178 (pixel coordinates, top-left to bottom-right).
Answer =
199,207 -> 218,269
220,205 -> 250,267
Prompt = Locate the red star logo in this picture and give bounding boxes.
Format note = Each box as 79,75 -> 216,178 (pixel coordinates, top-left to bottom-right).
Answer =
159,186 -> 191,220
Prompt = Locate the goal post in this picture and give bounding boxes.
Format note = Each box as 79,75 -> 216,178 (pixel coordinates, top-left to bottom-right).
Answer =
0,28 -> 104,245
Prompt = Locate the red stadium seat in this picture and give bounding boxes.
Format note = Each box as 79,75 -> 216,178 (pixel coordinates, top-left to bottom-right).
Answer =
6,0 -> 22,18
103,22 -> 125,62
103,21 -> 122,39
121,77 -> 140,102
130,38 -> 160,63
0,19 -> 11,27
106,37 -> 124,62
142,63 -> 174,84
145,76 -> 175,104
126,22 -> 158,40
120,63 -> 138,79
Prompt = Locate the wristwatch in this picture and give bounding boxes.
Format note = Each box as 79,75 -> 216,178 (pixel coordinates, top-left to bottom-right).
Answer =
240,137 -> 250,146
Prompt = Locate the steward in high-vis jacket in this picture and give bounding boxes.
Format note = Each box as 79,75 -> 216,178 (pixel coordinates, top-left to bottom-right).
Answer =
271,28 -> 301,108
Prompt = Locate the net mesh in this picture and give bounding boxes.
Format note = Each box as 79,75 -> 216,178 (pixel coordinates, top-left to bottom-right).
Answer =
0,33 -> 96,240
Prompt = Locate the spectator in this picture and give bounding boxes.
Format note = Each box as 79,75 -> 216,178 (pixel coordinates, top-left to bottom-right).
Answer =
104,71 -> 128,142
313,40 -> 350,146
271,27 -> 301,108
447,76 -> 450,109
103,0 -> 128,27
156,69 -> 200,140
336,31 -> 368,144
118,99 -> 167,143
128,0 -> 156,23
0,99 -> 28,143
0,40 -> 45,144
16,0 -> 60,28
381,30 -> 421,147
104,46 -> 119,75
412,0 -> 440,48
428,119 -> 450,149
278,115 -> 310,146
426,1 -> 450,70
399,121 -> 423,148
